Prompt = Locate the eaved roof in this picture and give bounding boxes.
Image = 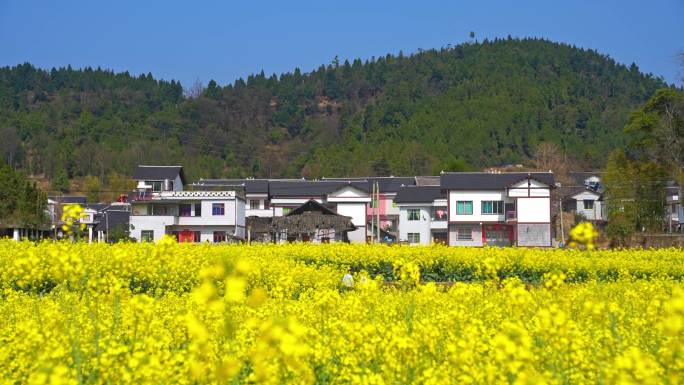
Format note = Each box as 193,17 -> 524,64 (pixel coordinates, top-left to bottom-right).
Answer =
133,165 -> 186,184
569,171 -> 603,185
394,186 -> 445,204
560,186 -> 601,199
195,179 -> 270,194
48,195 -> 87,204
322,176 -> 416,193
93,210 -> 130,232
440,172 -> 555,190
269,180 -> 370,197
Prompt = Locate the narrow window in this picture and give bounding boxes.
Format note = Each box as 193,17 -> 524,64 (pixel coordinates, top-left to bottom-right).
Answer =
408,209 -> 421,221
194,203 -> 202,216
141,230 -> 154,242
407,233 -> 420,244
583,200 -> 594,210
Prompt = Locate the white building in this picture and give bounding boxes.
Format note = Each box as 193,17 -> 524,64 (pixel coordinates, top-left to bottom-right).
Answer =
440,172 -> 555,247
129,166 -> 246,243
563,188 -> 606,222
394,186 -> 447,245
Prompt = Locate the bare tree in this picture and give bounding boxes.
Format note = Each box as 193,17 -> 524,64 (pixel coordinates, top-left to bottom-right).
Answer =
185,78 -> 205,99
533,141 -> 570,183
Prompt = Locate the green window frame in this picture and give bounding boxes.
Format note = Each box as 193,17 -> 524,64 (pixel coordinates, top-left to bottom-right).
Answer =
408,209 -> 420,221
482,200 -> 504,214
456,201 -> 473,215
407,233 -> 420,244
141,230 -> 154,243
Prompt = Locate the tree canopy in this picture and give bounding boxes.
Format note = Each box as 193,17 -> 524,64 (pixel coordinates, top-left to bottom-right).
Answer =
0,38 -> 668,185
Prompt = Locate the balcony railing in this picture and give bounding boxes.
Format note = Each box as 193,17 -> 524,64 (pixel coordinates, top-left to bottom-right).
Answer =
506,210 -> 517,221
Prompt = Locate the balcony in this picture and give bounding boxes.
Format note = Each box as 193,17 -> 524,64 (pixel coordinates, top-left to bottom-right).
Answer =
505,210 -> 517,221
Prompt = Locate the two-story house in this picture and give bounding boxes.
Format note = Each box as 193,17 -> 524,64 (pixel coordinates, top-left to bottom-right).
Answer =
129,166 -> 246,242
440,172 -> 555,247
394,186 -> 447,245
561,171 -> 606,222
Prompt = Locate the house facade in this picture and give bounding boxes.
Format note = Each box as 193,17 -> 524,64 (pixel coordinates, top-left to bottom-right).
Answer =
441,172 -> 555,247
563,188 -> 606,222
129,166 -> 246,243
394,186 -> 447,245
666,182 -> 683,233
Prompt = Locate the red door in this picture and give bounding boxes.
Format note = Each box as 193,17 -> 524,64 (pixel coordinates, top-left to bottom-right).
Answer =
179,229 -> 194,243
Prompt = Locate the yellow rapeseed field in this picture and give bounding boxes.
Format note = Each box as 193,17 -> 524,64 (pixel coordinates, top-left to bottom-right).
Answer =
1,239 -> 683,384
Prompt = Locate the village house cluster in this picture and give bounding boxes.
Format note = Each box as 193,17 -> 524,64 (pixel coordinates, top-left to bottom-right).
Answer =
8,165 -> 683,246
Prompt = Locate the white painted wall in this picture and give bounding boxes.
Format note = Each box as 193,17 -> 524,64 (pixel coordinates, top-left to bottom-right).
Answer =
336,202 -> 367,243
448,191 -> 511,222
398,206 -> 431,245
517,198 -> 550,222
130,215 -> 175,242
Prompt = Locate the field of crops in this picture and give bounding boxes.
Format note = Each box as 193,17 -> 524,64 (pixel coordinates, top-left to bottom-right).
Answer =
1,239 -> 683,384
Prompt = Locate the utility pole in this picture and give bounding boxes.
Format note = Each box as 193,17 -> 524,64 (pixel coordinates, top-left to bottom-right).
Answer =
559,196 -> 564,246
376,181 -> 380,243
370,182 -> 375,244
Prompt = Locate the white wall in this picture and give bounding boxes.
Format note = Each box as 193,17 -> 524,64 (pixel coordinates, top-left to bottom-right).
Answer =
517,198 -> 550,222
336,202 -> 367,243
448,191 -> 510,222
398,206 -> 431,245
130,215 -> 175,242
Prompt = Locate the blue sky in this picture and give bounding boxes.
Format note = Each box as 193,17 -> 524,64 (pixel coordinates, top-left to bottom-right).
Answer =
1,1 -> 682,87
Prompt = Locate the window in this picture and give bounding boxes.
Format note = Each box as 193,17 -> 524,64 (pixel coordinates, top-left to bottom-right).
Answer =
213,231 -> 227,243
456,201 -> 473,215
407,233 -> 420,244
212,203 -> 225,216
179,204 -> 192,217
249,200 -> 260,210
482,201 -> 504,215
282,207 -> 291,215
408,209 -> 421,221
150,181 -> 162,192
456,226 -> 473,241
167,180 -> 174,191
141,230 -> 154,242
583,200 -> 594,210
194,203 -> 202,216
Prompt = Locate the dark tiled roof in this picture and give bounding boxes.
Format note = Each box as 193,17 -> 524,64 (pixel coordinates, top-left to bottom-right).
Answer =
323,176 -> 415,193
196,179 -> 270,194
93,210 -> 130,232
440,172 -> 555,190
270,180 -> 369,197
133,165 -> 185,184
48,195 -> 87,204
394,186 -> 446,204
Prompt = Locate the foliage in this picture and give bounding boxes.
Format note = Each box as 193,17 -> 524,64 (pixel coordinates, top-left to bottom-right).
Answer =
0,38 -> 667,182
0,162 -> 47,227
568,222 -> 598,250
603,89 -> 683,240
1,241 -> 683,384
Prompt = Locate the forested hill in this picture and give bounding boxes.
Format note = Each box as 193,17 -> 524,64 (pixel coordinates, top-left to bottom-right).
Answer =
0,38 -> 668,185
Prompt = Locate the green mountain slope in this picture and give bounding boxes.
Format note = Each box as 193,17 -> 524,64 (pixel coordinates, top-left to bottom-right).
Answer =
0,38 -> 667,184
